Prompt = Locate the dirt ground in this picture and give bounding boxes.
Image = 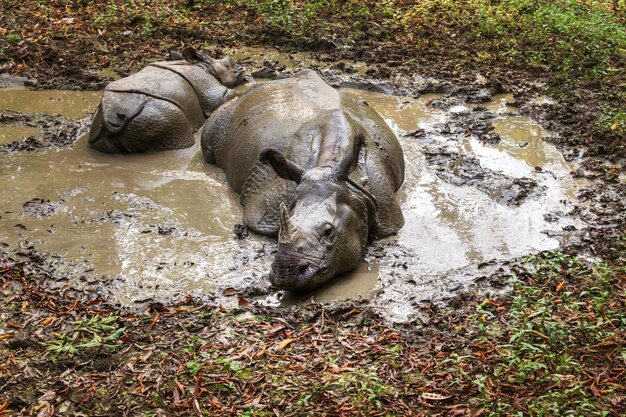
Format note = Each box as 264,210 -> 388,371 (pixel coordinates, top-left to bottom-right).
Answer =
1,2 -> 625,416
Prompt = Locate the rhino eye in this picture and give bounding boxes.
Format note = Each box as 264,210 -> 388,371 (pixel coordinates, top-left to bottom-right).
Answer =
322,225 -> 334,240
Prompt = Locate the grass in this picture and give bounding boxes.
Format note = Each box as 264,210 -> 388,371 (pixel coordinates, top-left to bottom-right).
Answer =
43,314 -> 126,355
594,107 -> 626,154
228,0 -> 626,148
470,252 -> 626,416
229,1 -> 626,76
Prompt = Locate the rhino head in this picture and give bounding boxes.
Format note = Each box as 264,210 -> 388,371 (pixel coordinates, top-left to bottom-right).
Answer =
180,47 -> 246,88
260,134 -> 377,292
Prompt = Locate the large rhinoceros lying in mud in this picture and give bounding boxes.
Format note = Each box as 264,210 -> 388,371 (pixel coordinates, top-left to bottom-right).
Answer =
201,69 -> 405,291
89,47 -> 246,153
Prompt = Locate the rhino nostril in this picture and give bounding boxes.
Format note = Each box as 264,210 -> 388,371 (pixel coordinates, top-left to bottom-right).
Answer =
298,264 -> 309,275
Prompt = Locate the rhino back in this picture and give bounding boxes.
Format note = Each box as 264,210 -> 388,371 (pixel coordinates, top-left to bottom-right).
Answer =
149,61 -> 229,117
204,70 -> 343,193
105,64 -> 205,129
202,69 -> 405,236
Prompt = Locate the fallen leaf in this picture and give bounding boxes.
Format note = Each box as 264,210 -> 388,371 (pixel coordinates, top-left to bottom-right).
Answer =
594,341 -> 617,347
174,379 -> 185,396
469,408 -> 485,417
41,316 -> 55,326
0,334 -> 14,340
277,338 -> 294,350
421,392 -> 451,400
210,397 -> 222,408
193,398 -> 202,416
222,288 -> 238,296
256,346 -> 267,358
150,312 -> 160,330
238,296 -> 251,307
556,281 -> 564,292
610,122 -> 618,131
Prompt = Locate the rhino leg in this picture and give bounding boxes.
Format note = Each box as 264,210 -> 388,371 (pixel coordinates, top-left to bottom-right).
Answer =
364,169 -> 405,238
240,162 -> 296,237
89,92 -> 196,153
373,192 -> 404,238
128,99 -> 196,152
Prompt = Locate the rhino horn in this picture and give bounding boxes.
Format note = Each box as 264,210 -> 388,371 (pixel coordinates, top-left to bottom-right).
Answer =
278,202 -> 295,244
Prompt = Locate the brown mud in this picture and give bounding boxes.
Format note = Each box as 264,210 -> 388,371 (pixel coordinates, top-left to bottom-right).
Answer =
0,71 -> 594,324
0,47 -> 622,305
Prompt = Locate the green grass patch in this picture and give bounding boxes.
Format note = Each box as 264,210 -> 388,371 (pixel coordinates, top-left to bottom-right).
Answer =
472,252 -> 626,416
43,314 -> 126,355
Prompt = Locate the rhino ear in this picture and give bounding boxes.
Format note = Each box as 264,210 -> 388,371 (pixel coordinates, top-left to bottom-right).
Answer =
182,46 -> 203,64
335,132 -> 365,181
260,148 -> 305,183
169,50 -> 184,61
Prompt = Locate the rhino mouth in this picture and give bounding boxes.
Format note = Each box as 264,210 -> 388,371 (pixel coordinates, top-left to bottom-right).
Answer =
269,252 -> 330,292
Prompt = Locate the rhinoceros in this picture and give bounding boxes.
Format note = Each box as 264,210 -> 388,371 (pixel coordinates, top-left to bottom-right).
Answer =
89,47 -> 246,153
201,69 -> 405,291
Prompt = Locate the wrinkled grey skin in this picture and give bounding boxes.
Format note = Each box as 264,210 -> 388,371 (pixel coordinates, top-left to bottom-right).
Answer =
89,47 -> 246,153
201,70 -> 405,292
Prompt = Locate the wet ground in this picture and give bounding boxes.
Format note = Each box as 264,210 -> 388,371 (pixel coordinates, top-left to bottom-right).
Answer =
0,48 -> 622,323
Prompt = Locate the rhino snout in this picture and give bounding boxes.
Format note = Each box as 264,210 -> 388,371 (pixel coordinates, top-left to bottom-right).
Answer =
269,258 -> 330,292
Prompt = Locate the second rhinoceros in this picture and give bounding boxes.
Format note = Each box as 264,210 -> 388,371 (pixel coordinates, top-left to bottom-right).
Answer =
201,69 -> 405,292
89,47 -> 246,153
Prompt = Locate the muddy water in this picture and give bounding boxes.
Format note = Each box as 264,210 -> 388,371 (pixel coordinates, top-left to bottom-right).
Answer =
0,125 -> 42,144
0,137 -> 274,304
335,89 -> 581,320
483,93 -> 517,113
0,88 -> 101,118
465,117 -> 562,177
0,86 -> 582,319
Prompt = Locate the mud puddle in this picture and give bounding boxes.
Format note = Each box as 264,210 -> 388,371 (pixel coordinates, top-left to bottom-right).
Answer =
0,88 -> 100,151
265,89 -> 584,320
0,85 -> 583,321
0,136 -> 278,305
0,125 -> 43,144
0,88 -> 101,119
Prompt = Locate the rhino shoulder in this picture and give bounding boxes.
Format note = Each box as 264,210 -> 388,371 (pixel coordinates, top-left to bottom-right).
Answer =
201,97 -> 240,166
240,161 -> 296,237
